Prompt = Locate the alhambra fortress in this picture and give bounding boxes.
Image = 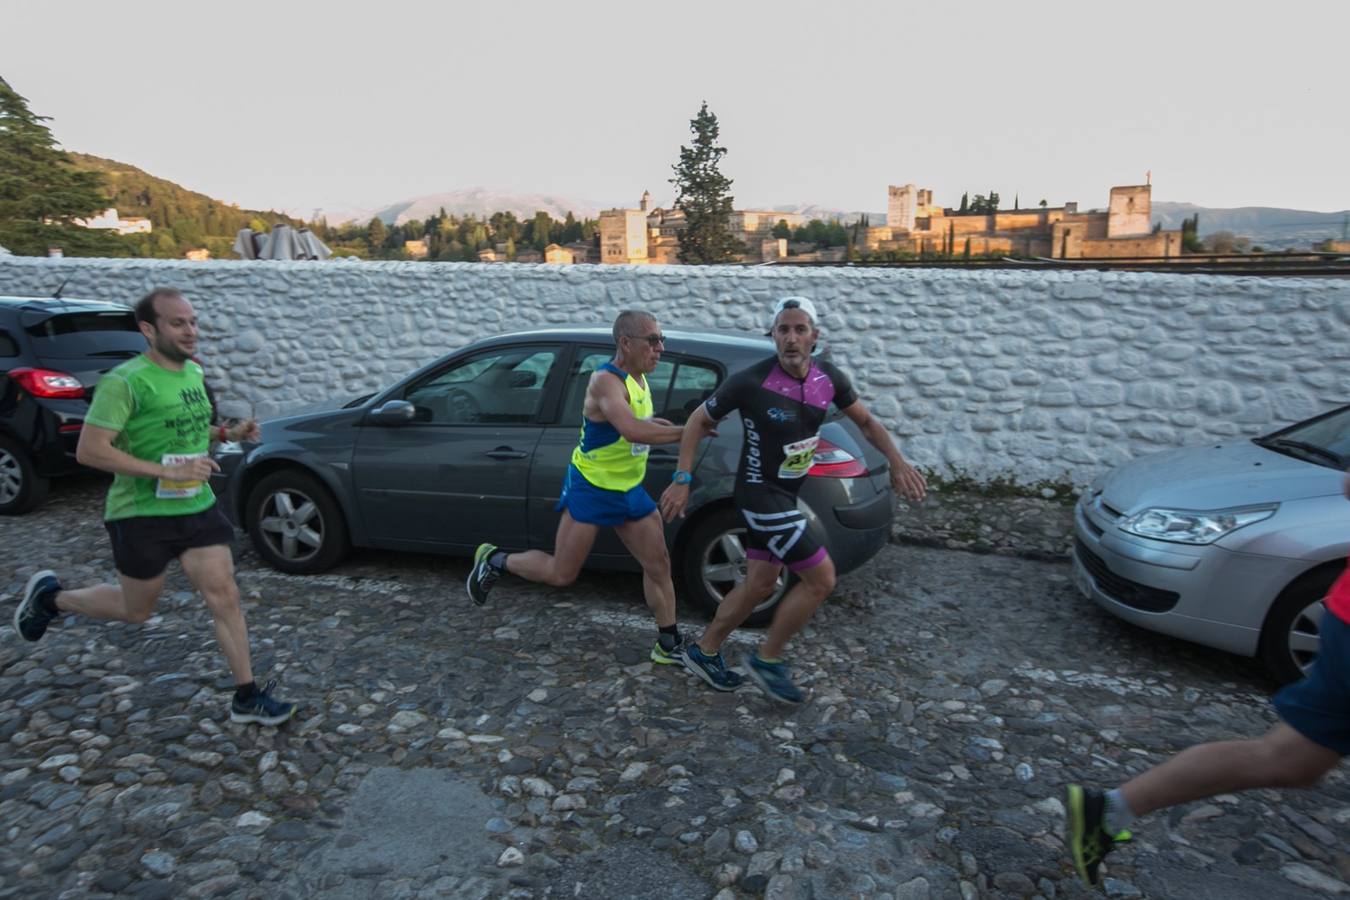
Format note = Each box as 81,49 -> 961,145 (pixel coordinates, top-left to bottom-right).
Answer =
586,182 -> 1180,265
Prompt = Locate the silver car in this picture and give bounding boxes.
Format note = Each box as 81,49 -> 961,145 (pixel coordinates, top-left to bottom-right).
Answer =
1072,404 -> 1350,683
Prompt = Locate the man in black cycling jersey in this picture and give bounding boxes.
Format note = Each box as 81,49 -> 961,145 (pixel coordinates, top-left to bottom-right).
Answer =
660,296 -> 927,703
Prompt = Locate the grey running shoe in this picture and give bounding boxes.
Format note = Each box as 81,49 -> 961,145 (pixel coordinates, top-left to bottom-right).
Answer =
682,644 -> 744,691
746,654 -> 805,705
15,570 -> 60,642
230,679 -> 296,726
651,633 -> 686,665
467,542 -> 501,606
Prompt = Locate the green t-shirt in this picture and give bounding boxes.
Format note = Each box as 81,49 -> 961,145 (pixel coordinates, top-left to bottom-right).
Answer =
85,355 -> 217,521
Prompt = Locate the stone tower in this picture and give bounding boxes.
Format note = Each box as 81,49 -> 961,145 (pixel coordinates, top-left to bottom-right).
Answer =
887,184 -> 918,232
1107,185 -> 1151,238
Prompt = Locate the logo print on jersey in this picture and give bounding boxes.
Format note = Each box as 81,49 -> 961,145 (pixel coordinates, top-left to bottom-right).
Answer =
766,407 -> 796,423
742,508 -> 807,558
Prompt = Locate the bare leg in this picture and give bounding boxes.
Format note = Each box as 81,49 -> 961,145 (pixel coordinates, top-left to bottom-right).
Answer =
55,573 -> 164,623
614,511 -> 676,628
1121,723 -> 1340,817
760,555 -> 836,659
699,558 -> 782,654
505,512 -> 599,588
178,545 -> 253,685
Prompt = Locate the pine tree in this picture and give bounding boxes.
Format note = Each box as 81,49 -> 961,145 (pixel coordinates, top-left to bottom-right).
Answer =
669,101 -> 742,264
0,77 -> 123,256
959,192 -> 969,214
367,217 -> 387,253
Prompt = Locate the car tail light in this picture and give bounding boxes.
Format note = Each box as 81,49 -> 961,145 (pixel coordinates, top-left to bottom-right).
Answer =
807,437 -> 868,478
59,423 -> 84,433
9,367 -> 86,399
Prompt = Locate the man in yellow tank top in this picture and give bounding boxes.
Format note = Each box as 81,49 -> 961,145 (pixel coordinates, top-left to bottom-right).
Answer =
467,311 -> 690,663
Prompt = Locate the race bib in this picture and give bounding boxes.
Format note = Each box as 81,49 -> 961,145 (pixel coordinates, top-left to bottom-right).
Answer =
778,436 -> 819,479
157,453 -> 206,499
630,442 -> 650,457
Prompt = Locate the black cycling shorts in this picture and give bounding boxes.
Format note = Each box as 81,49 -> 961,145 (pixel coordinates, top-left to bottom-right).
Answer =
738,488 -> 828,572
104,505 -> 235,580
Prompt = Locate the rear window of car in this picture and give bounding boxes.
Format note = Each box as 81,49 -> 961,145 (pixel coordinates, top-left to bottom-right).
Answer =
0,330 -> 18,358
22,310 -> 144,358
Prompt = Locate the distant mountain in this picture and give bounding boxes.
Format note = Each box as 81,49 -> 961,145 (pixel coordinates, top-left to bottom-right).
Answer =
1152,201 -> 1348,249
768,204 -> 883,224
305,188 -> 605,226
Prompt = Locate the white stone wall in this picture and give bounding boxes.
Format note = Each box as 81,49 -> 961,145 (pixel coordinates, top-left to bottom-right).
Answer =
4,256 -> 1349,485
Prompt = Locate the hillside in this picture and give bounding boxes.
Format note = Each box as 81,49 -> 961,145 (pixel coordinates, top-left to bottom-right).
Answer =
1151,201 -> 1348,250
307,188 -> 604,226
68,154 -> 308,258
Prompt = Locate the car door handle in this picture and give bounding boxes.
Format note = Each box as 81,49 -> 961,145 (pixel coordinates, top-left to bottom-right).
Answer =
647,451 -> 677,468
485,447 -> 528,460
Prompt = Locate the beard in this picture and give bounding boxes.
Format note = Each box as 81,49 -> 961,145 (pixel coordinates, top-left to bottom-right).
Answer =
153,331 -> 191,363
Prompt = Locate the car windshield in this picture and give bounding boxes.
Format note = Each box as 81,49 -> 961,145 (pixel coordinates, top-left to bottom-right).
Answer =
1255,406 -> 1350,469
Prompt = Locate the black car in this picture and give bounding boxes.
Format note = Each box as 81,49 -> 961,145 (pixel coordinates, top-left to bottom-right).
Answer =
212,327 -> 897,625
0,296 -> 145,514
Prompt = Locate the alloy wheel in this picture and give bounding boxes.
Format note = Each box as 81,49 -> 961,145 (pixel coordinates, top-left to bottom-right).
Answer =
699,527 -> 787,614
258,487 -> 325,563
1286,598 -> 1325,676
0,447 -> 21,505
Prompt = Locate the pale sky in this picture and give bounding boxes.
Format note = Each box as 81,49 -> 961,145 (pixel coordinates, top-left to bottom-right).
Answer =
5,0 -> 1347,215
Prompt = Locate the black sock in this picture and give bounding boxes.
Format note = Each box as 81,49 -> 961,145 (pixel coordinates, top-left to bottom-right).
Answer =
39,590 -> 60,617
488,551 -> 508,571
658,624 -> 680,651
234,682 -> 257,702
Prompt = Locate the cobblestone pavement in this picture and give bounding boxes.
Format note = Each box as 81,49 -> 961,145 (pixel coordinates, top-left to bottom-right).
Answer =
3,480 -> 1350,900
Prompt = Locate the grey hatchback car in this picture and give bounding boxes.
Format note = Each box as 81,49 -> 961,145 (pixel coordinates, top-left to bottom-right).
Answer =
1073,403 -> 1350,683
212,327 -> 896,625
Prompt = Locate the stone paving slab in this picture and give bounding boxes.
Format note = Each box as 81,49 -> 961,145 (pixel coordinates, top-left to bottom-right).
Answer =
2,479 -> 1349,899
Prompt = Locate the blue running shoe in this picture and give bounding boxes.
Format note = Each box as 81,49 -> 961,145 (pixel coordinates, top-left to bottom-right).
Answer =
746,653 -> 805,705
15,570 -> 61,642
230,679 -> 296,726
682,644 -> 743,691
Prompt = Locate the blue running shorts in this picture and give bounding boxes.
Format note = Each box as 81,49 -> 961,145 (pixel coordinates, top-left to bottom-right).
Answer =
556,464 -> 657,527
1274,611 -> 1350,755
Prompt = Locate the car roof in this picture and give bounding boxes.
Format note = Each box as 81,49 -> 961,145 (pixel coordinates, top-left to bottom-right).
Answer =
477,325 -> 774,355
0,296 -> 131,315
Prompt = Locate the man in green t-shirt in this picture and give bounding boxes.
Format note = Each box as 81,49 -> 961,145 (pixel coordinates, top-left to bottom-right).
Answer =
13,287 -> 294,726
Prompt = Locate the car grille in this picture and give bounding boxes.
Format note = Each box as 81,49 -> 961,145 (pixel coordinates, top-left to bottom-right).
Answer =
1074,538 -> 1180,613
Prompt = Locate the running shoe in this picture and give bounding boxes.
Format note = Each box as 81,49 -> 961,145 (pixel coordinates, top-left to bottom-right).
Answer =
467,542 -> 501,606
682,644 -> 744,691
14,570 -> 61,642
230,679 -> 296,726
650,633 -> 686,665
746,653 -> 805,705
1065,784 -> 1132,887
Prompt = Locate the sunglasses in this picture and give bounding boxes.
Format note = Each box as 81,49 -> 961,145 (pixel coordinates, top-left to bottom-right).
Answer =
626,332 -> 665,348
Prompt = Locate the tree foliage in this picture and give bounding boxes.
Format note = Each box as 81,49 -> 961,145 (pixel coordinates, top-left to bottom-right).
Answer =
0,77 -> 125,256
670,102 -> 742,264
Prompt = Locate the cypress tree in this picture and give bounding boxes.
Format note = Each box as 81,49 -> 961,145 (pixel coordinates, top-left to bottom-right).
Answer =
669,101 -> 743,264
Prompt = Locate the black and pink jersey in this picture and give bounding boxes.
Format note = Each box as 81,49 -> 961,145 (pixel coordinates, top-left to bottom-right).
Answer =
703,356 -> 858,498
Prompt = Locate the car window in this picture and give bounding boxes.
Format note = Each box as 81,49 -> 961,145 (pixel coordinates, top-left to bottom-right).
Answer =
405,346 -> 560,425
0,330 -> 18,358
1272,406 -> 1350,464
21,310 -> 144,359
558,350 -> 719,427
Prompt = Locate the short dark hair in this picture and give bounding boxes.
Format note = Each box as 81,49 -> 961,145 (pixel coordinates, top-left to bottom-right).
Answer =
134,287 -> 183,328
612,309 -> 655,344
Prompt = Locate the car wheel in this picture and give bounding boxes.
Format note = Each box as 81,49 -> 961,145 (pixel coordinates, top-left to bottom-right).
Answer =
680,507 -> 789,628
1259,566 -> 1342,685
245,469 -> 350,574
0,435 -> 49,516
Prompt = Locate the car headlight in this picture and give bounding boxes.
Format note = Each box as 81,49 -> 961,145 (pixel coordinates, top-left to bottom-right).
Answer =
1119,504 -> 1278,545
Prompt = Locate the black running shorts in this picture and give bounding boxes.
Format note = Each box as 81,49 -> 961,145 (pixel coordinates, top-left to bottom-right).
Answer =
738,488 -> 829,572
104,505 -> 235,580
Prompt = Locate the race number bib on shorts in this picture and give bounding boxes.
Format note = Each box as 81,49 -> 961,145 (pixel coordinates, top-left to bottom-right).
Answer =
631,442 -> 650,456
157,453 -> 206,499
778,436 -> 819,479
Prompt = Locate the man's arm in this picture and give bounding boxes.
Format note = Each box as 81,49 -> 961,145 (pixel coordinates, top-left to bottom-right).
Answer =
593,375 -> 683,445
840,400 -> 926,502
76,425 -> 219,482
659,404 -> 718,521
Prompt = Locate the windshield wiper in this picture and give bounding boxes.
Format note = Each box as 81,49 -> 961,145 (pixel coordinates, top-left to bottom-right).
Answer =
1257,437 -> 1347,468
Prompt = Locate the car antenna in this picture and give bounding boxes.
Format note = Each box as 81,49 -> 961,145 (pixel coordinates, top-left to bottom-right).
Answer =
52,278 -> 69,300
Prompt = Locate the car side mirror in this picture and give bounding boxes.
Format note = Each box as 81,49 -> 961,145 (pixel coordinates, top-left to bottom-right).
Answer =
509,370 -> 537,389
368,400 -> 417,425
